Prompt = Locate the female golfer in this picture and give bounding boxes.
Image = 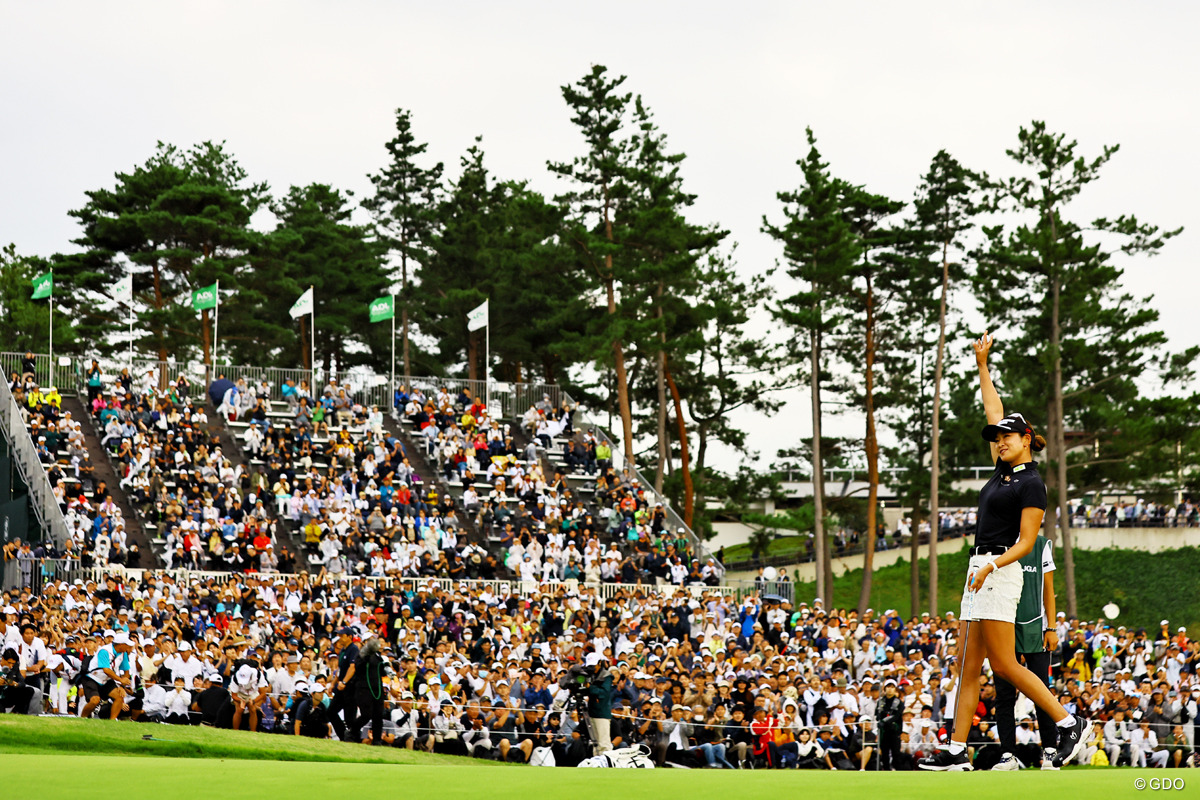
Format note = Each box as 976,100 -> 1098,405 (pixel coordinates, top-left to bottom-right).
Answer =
919,332 -> 1087,771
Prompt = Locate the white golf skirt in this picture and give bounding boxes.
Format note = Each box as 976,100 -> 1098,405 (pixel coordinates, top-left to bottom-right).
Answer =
960,554 -> 1022,622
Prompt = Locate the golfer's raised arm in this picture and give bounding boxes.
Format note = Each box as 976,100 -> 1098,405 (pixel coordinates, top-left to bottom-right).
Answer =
974,332 -> 1004,425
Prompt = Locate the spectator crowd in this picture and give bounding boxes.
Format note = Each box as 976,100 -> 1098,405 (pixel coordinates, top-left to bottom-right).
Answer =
1,564 -> 1197,771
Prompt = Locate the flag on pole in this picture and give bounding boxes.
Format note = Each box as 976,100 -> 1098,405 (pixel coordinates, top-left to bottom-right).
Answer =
289,287 -> 314,319
466,299 -> 489,331
31,272 -> 52,300
192,282 -> 218,311
114,274 -> 133,304
368,295 -> 394,323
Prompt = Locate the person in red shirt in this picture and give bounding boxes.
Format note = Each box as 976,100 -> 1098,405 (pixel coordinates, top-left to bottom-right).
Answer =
394,484 -> 412,517
750,707 -> 780,767
253,531 -> 272,552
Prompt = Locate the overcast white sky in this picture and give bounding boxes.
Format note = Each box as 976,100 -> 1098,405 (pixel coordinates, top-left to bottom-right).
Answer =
3,2 -> 1197,471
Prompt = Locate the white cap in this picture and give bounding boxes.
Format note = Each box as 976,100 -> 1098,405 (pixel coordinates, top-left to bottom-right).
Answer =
178,640 -> 192,651
235,665 -> 256,686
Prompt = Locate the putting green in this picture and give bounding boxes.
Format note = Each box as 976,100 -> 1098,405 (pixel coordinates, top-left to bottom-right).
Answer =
2,753 -> 1145,800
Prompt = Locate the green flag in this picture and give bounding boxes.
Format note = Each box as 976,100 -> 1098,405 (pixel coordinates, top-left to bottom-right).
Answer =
192,282 -> 218,311
368,295 -> 394,323
31,272 -> 52,300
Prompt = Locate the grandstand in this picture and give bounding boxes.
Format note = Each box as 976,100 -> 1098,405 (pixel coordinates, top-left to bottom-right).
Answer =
1,350 -> 720,592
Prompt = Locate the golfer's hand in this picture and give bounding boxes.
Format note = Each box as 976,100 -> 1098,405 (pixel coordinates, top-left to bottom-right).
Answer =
968,564 -> 992,593
973,332 -> 994,367
1044,630 -> 1059,651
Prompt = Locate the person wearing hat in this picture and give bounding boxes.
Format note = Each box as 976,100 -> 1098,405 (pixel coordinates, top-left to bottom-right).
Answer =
991,529 -> 1060,772
921,333 -> 1086,772
80,632 -> 135,720
876,678 -> 904,770
228,661 -> 268,732
295,683 -> 333,739
328,627 -> 360,741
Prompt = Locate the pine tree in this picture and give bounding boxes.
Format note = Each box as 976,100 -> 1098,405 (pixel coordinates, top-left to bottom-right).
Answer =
57,142 -> 267,366
763,128 -> 860,606
548,65 -> 639,464
905,151 -> 978,617
363,109 -> 444,385
259,184 -> 388,374
825,186 -> 908,614
976,121 -> 1187,615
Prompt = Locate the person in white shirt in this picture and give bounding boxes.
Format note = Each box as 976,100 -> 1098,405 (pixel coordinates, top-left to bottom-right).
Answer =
1130,719 -> 1169,767
163,676 -> 192,724
140,680 -> 169,721
230,663 -> 269,732
166,641 -> 205,686
1104,709 -> 1133,766
17,625 -> 50,698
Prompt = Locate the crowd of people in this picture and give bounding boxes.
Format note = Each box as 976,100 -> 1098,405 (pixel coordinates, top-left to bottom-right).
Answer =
1,567 -> 1196,771
5,355 -> 137,577
393,386 -> 715,589
221,376 -> 506,588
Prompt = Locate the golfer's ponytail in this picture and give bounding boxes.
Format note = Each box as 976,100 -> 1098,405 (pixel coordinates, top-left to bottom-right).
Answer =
1031,434 -> 1046,452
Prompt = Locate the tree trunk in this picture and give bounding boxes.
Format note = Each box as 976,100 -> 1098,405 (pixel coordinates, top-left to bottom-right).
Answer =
1043,398 -> 1059,542
608,276 -> 636,466
201,307 -> 211,367
928,238 -> 950,617
857,272 -> 879,616
1050,265 -> 1078,616
810,321 -> 829,606
910,511 -> 921,618
600,177 -> 636,466
655,283 -> 668,493
467,331 -> 479,383
664,358 -> 693,527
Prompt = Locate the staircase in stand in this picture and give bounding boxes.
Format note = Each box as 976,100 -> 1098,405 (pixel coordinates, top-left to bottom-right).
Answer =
62,396 -> 159,567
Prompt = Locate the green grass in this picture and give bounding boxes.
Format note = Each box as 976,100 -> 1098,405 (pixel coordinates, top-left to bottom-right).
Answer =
0,753 -> 1132,800
721,535 -> 810,563
792,542 -> 1200,634
0,715 -> 489,766
0,717 -> 1131,799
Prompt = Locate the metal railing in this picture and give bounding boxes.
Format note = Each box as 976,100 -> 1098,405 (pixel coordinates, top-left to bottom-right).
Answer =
0,378 -> 69,548
0,351 -> 70,392
1,556 -> 85,593
74,565 -> 766,601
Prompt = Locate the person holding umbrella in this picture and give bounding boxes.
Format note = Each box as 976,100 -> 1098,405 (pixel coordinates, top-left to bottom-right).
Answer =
919,332 -> 1087,771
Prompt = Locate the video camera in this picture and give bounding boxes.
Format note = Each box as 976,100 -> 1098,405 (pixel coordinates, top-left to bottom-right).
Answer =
559,662 -> 594,696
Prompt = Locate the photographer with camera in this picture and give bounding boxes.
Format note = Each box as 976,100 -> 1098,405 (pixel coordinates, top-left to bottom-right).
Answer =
583,651 -> 615,754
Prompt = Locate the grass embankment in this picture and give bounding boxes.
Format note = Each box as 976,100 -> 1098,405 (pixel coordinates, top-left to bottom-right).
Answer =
791,542 -> 1200,634
0,714 -> 491,766
721,535 -> 810,563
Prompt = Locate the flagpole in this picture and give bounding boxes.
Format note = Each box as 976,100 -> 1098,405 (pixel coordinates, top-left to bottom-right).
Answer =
390,298 -> 395,417
309,285 -> 315,389
128,277 -> 133,373
213,279 -> 220,369
485,316 -> 490,417
48,269 -> 54,389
